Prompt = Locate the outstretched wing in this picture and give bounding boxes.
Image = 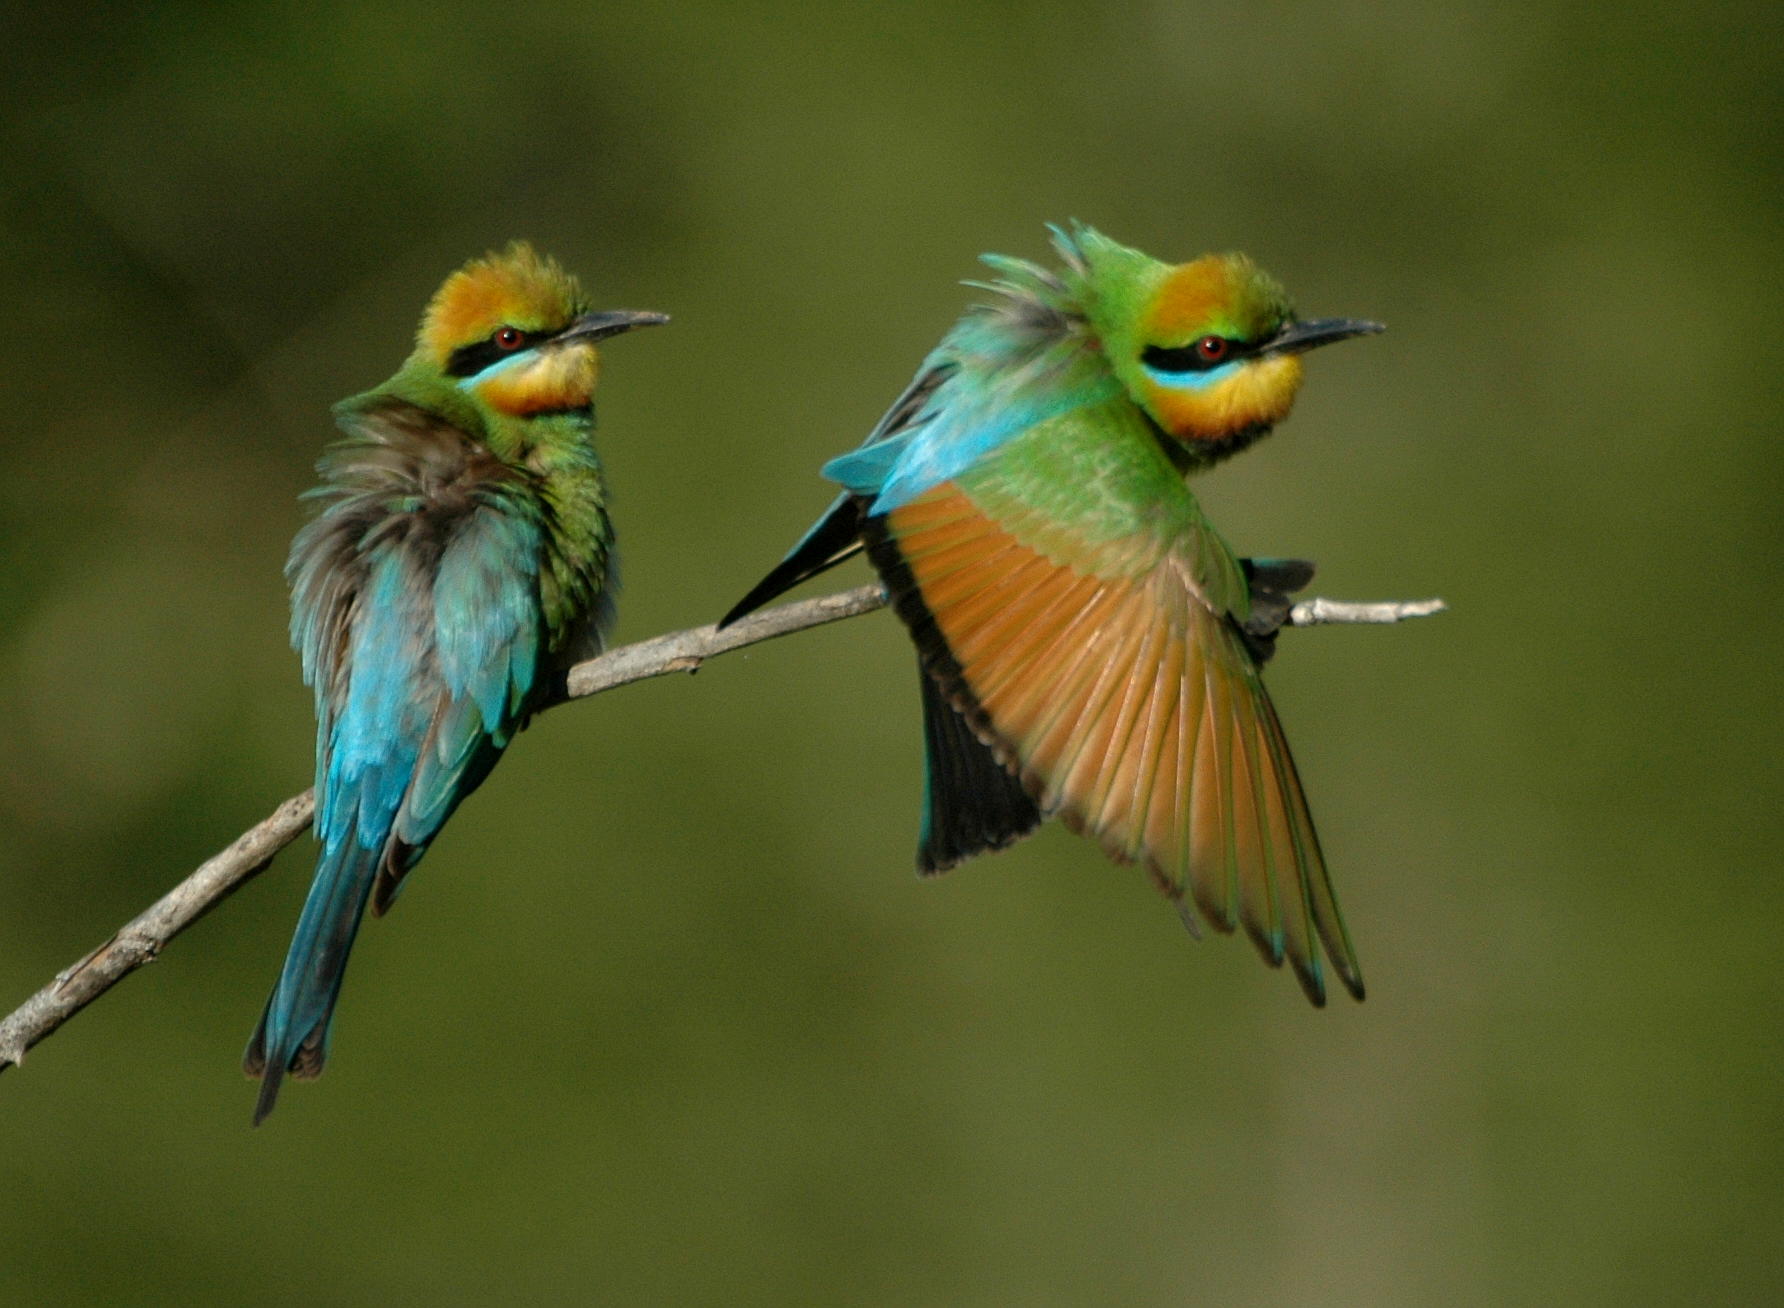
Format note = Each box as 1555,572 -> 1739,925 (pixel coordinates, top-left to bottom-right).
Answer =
863,399 -> 1363,1003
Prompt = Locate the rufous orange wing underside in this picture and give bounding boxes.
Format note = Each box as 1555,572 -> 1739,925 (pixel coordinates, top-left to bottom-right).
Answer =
876,481 -> 1363,1003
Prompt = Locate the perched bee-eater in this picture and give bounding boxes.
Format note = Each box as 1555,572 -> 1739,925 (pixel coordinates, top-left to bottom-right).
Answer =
723,224 -> 1381,1004
245,243 -> 665,1122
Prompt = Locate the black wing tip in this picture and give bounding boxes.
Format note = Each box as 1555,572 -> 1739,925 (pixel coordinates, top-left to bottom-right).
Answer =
717,587 -> 770,630
917,850 -> 961,877
916,810 -> 1043,876
717,561 -> 823,631
721,497 -> 867,630
917,821 -> 1038,877
914,665 -> 1044,876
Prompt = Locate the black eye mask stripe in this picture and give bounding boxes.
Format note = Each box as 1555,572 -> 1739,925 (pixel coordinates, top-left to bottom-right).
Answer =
445,329 -> 547,379
1141,338 -> 1253,374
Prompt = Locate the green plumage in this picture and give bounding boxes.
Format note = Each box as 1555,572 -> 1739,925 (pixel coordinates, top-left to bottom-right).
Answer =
245,244 -> 664,1122
726,224 -> 1382,1002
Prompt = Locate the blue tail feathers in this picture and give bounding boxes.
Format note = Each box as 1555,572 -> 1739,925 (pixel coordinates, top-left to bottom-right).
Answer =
244,836 -> 382,1124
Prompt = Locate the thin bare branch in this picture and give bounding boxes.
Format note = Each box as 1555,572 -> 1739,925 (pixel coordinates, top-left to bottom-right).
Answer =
562,582 -> 889,699
1289,595 -> 1448,626
0,583 -> 1442,1074
0,792 -> 318,1072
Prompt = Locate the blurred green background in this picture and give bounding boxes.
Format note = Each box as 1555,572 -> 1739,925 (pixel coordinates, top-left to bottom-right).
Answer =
2,3 -> 1778,1303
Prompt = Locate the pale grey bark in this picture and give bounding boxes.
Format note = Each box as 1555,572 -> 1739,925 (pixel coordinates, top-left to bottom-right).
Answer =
0,583 -> 1443,1074
1288,596 -> 1448,626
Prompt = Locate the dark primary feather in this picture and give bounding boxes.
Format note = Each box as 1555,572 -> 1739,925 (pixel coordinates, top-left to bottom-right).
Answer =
916,664 -> 1044,873
718,494 -> 864,628
719,364 -> 959,627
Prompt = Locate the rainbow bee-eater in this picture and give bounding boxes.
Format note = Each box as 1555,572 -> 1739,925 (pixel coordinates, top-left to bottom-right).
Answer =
723,224 -> 1381,1004
245,243 -> 665,1122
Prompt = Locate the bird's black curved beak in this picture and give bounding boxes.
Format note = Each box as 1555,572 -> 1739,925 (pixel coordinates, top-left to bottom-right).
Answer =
1262,317 -> 1384,356
559,309 -> 671,343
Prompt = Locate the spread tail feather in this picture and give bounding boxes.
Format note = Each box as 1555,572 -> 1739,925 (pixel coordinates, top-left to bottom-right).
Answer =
243,837 -> 381,1124
719,495 -> 864,628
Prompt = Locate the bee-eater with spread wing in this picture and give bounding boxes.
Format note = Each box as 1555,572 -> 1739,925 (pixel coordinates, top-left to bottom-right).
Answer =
722,224 -> 1381,1004
246,243 -> 665,1122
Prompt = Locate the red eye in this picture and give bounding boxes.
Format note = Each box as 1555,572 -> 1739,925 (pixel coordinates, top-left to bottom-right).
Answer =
1195,335 -> 1229,363
495,326 -> 525,350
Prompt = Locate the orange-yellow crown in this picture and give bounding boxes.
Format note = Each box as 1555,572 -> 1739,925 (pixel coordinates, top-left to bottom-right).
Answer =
1142,254 -> 1286,345
417,242 -> 586,366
